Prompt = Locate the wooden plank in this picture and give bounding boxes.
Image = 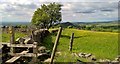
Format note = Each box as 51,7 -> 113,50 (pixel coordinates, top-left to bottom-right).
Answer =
1,42 -> 9,44
6,56 -> 21,63
50,27 -> 62,64
19,51 -> 28,55
4,44 -> 35,48
6,51 -> 28,63
9,53 -> 47,57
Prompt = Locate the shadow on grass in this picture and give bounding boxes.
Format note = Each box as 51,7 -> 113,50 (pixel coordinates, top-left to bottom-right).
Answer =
61,35 -> 89,39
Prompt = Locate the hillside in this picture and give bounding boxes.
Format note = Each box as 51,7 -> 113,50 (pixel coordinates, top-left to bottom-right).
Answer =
54,21 -> 119,28
1,28 -> 118,62
54,22 -> 76,28
50,29 -> 118,62
72,20 -> 119,25
54,21 -> 119,33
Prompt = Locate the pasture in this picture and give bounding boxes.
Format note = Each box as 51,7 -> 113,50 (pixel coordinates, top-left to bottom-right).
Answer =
51,29 -> 118,62
1,28 -> 118,62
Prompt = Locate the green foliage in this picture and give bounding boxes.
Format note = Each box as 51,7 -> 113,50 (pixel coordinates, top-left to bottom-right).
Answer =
112,30 -> 118,33
85,25 -> 92,30
78,23 -> 119,33
42,35 -> 54,52
20,25 -> 27,28
67,25 -> 73,28
31,2 -> 62,29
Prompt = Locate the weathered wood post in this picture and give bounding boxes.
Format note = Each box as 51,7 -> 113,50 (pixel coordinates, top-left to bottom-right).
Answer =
9,26 -> 15,44
9,26 -> 15,53
33,42 -> 38,63
50,27 -> 62,64
0,26 -> 2,44
69,33 -> 74,51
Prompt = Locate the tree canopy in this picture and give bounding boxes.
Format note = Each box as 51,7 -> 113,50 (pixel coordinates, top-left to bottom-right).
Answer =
31,2 -> 62,29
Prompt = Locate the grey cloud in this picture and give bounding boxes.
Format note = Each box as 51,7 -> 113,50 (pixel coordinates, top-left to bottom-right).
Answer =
100,9 -> 114,12
61,2 -> 118,14
0,2 -> 36,18
75,11 -> 95,14
16,3 -> 37,9
1,4 -> 17,13
0,1 -> 118,22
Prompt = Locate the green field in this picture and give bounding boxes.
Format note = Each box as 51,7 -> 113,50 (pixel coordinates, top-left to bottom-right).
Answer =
1,32 -> 27,42
51,29 -> 118,62
1,28 -> 118,62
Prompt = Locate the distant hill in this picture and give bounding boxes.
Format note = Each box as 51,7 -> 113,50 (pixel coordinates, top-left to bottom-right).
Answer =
1,20 -> 119,28
72,20 -> 119,25
60,22 -> 76,28
53,20 -> 119,28
2,22 -> 30,26
54,22 -> 77,28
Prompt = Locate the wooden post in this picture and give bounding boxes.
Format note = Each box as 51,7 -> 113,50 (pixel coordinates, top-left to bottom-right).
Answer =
29,42 -> 38,64
9,26 -> 15,44
9,26 -> 15,53
0,26 -> 1,43
31,30 -> 34,41
20,38 -> 24,45
33,42 -> 38,63
50,27 -> 62,64
69,33 -> 74,51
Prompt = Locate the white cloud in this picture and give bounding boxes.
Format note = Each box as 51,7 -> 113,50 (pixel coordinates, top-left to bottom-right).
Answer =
61,2 -> 118,22
0,0 -> 119,22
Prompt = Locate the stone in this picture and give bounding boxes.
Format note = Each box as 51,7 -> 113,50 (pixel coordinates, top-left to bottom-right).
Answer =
91,57 -> 96,61
44,58 -> 51,62
15,38 -> 25,44
56,52 -> 61,56
115,57 -> 120,62
15,38 -> 20,44
111,60 -> 119,63
16,38 -> 20,42
24,38 -> 33,44
32,29 -> 50,44
90,56 -> 96,61
38,46 -> 46,53
51,29 -> 58,33
85,53 -> 92,58
33,42 -> 38,45
78,52 -> 84,58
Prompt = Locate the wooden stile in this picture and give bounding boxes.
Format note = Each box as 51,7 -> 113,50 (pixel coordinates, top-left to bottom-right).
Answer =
6,51 -> 29,64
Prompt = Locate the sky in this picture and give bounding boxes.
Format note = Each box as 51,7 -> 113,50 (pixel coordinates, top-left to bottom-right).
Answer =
0,0 -> 119,22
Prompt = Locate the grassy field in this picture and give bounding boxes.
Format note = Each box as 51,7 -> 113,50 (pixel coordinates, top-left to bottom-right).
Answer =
1,32 -> 27,42
51,29 -> 118,62
1,28 -> 118,62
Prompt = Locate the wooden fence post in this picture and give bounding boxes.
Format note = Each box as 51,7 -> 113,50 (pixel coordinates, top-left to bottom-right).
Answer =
69,33 -> 74,51
33,42 -> 38,63
50,27 -> 62,64
9,26 -> 15,44
9,26 -> 15,53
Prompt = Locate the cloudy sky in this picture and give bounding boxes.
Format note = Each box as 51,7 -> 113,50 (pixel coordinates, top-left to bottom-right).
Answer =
0,0 -> 119,22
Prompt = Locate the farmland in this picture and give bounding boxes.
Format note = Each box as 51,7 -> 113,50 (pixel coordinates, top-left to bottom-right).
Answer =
1,28 -> 118,62
51,29 -> 118,62
2,32 -> 27,42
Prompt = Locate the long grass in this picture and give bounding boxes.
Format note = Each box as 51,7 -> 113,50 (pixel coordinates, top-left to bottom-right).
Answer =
52,29 -> 118,62
1,32 -> 27,42
1,28 -> 118,62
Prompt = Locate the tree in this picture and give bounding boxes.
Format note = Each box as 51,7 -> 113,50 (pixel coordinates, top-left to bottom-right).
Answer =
31,2 -> 62,29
